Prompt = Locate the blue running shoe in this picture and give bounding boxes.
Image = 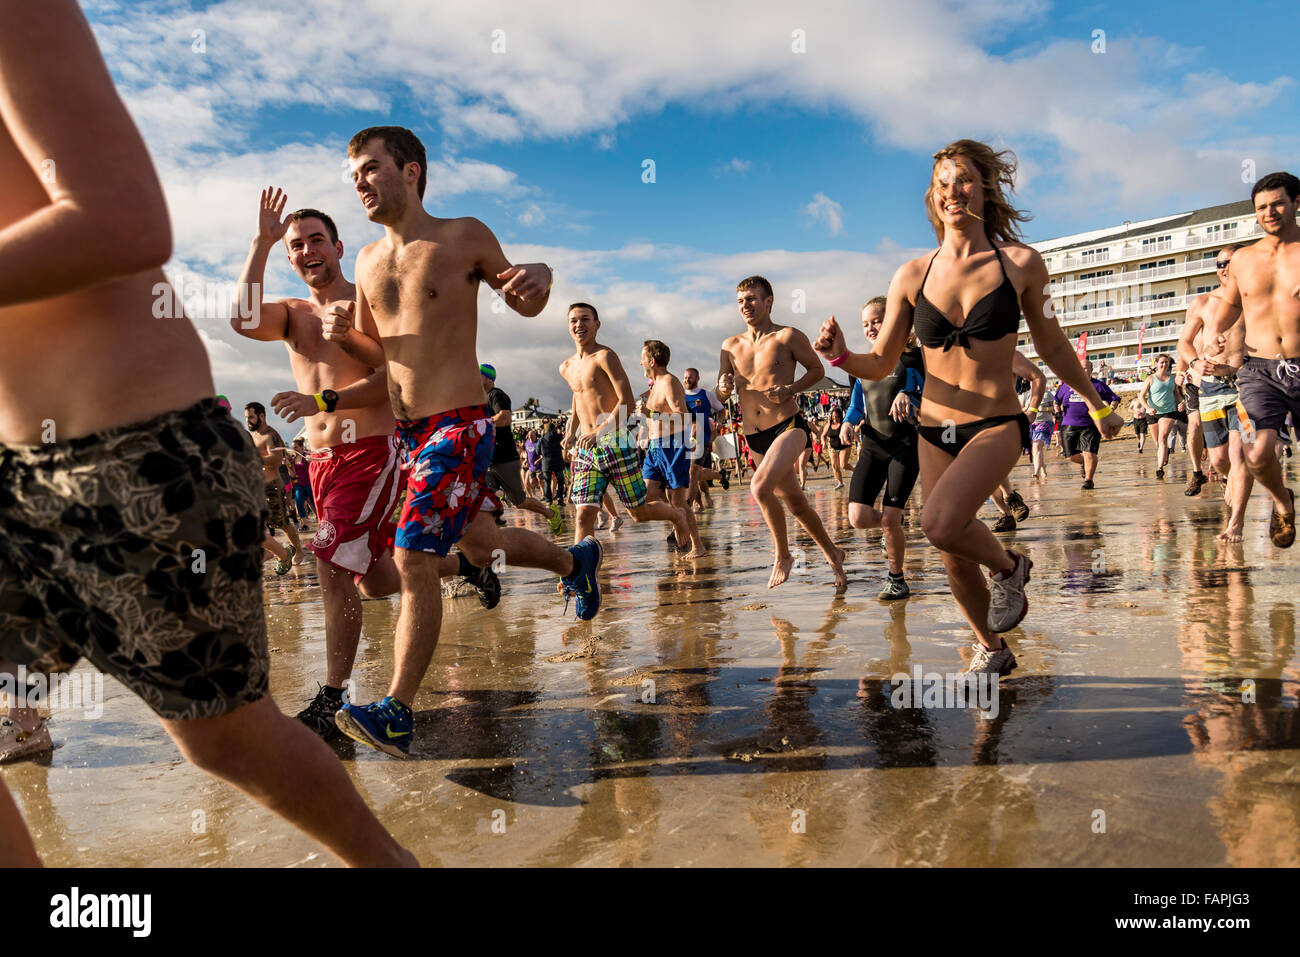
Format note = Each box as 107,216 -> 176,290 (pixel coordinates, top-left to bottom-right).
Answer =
560,535 -> 602,621
334,696 -> 413,758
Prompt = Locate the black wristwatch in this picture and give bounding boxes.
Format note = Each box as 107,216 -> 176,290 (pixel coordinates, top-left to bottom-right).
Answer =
321,389 -> 339,413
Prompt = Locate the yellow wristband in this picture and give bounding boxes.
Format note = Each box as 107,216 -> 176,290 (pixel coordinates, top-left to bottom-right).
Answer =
314,393 -> 327,413
1088,407 -> 1108,422
1027,406 -> 1039,414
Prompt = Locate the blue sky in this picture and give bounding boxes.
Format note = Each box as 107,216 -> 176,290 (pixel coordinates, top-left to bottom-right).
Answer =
83,0 -> 1297,427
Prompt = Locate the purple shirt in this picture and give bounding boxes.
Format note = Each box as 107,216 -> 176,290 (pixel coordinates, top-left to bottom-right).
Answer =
293,460 -> 310,486
524,438 -> 540,470
1056,378 -> 1119,428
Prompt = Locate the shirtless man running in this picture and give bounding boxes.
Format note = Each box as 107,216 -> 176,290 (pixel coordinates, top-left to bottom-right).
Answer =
231,192 -> 499,738
560,305 -> 692,548
638,339 -> 706,557
1177,244 -> 1255,541
330,126 -> 601,758
1201,171 -> 1300,548
244,401 -> 302,564
0,2 -> 411,866
717,276 -> 847,591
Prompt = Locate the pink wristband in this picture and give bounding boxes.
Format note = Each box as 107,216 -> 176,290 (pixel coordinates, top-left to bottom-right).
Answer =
828,352 -> 848,368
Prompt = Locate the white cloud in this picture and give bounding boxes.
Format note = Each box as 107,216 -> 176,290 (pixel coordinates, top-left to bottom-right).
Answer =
85,0 -> 1290,209
713,158 -> 752,177
803,193 -> 845,236
517,203 -> 546,226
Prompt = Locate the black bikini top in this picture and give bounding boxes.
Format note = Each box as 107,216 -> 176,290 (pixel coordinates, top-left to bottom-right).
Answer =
913,246 -> 1021,352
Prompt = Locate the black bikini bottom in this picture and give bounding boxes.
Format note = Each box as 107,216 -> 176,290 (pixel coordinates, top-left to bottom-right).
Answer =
916,412 -> 1030,457
745,413 -> 812,457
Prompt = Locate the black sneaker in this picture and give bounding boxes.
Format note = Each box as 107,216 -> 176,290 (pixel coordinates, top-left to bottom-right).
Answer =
296,684 -> 344,739
992,513 -> 1017,533
1156,468 -> 1165,480
1007,490 -> 1030,523
1081,479 -> 1094,490
719,470 -> 730,490
878,575 -> 910,601
1184,471 -> 1206,496
458,552 -> 502,609
666,530 -> 677,547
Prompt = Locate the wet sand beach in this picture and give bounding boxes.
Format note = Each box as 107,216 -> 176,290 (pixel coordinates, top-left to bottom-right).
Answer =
6,438 -> 1298,867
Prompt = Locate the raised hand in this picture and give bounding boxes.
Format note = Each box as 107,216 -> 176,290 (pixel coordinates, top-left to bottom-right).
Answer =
717,372 -> 736,397
814,316 -> 846,358
321,301 -> 356,342
258,187 -> 290,243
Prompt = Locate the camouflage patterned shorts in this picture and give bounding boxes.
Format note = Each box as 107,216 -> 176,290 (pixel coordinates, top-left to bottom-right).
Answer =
0,398 -> 270,720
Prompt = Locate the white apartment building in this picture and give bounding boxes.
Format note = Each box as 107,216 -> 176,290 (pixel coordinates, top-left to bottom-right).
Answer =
1021,199 -> 1267,387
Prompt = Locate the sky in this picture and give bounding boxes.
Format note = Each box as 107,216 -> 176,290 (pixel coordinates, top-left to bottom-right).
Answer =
82,0 -> 1298,433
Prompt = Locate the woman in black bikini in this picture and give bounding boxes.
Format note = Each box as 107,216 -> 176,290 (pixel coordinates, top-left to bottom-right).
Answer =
821,407 -> 849,489
814,139 -> 1123,674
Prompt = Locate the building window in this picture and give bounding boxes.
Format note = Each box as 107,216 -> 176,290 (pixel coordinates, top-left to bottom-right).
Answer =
1138,291 -> 1177,304
1141,234 -> 1173,248
1138,258 -> 1175,272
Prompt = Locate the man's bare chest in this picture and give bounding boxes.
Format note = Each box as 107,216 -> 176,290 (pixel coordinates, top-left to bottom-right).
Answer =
732,340 -> 790,377
363,246 -> 485,320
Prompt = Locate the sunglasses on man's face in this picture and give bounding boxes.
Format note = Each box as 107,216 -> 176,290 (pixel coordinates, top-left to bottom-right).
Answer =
1215,260 -> 1231,269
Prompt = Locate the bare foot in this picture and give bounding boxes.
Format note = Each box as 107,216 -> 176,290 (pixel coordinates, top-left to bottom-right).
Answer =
673,513 -> 692,548
768,553 -> 795,588
1218,524 -> 1244,543
683,545 -> 707,559
826,545 -> 848,593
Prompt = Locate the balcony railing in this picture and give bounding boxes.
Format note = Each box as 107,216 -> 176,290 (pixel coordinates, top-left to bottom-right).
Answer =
1053,293 -> 1189,325
1020,321 -> 1182,360
1048,218 -> 1265,272
1049,257 -> 1218,295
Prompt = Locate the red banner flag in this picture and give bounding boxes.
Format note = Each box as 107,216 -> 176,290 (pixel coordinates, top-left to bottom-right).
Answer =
1137,322 -> 1145,362
1075,331 -> 1088,361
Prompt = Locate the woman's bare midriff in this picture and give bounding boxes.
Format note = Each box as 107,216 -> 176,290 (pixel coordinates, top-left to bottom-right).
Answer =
916,339 -> 1023,427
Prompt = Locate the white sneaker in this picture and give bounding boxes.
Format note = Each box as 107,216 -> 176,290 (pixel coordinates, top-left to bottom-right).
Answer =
0,716 -> 52,763
595,515 -> 607,530
988,551 -> 1032,633
965,642 -> 1018,675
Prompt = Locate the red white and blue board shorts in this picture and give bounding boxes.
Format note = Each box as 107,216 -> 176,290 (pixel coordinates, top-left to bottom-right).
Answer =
393,405 -> 500,556
308,434 -> 402,580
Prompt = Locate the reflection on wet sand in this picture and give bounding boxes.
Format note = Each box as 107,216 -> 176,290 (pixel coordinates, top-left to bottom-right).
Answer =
1179,550 -> 1299,867
3,439 -> 1297,865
